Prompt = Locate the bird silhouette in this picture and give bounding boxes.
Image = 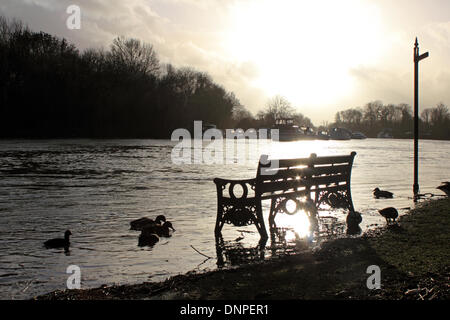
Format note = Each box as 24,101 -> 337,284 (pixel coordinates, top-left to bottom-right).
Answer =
378,207 -> 398,224
346,211 -> 362,227
437,182 -> 450,196
142,221 -> 175,238
138,232 -> 159,247
346,211 -> 362,235
44,230 -> 71,249
130,215 -> 166,231
373,187 -> 394,199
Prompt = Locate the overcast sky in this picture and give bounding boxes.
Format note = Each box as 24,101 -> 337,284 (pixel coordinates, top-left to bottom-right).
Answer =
1,0 -> 449,124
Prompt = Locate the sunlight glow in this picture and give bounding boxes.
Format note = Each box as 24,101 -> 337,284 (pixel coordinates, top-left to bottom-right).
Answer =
280,209 -> 312,239
226,0 -> 385,107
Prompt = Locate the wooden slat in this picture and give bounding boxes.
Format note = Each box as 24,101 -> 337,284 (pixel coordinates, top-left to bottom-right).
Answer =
305,174 -> 349,186
259,179 -> 306,193
258,167 -> 308,180
258,164 -> 351,181
307,155 -> 354,165
315,184 -> 348,192
311,164 -> 351,176
275,158 -> 311,168
258,153 -> 355,172
260,189 -> 309,200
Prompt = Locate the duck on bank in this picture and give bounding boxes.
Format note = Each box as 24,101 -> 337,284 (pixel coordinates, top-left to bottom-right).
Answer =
437,182 -> 450,196
346,211 -> 363,235
378,207 -> 399,224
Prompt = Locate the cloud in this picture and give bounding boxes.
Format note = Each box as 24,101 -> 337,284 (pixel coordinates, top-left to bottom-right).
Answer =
349,65 -> 410,104
1,0 -> 450,124
0,0 -> 267,110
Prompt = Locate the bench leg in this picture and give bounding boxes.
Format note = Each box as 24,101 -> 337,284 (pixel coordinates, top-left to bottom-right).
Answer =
268,198 -> 277,230
346,187 -> 355,212
215,234 -> 225,267
214,205 -> 225,236
255,202 -> 268,240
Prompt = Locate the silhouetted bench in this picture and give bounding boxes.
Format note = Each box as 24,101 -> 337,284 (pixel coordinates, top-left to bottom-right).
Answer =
213,152 -> 357,239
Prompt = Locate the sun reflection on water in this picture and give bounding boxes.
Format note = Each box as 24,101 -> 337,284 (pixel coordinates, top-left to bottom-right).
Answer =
276,207 -> 312,240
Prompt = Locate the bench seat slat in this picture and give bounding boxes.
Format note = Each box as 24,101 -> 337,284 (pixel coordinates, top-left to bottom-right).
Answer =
260,189 -> 309,200
303,174 -> 349,186
258,174 -> 349,193
260,164 -> 351,180
268,154 -> 354,168
259,179 -> 305,193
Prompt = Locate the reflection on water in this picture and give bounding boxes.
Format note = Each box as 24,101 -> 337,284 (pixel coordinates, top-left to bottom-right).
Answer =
215,235 -> 266,267
215,210 -> 350,268
0,138 -> 448,299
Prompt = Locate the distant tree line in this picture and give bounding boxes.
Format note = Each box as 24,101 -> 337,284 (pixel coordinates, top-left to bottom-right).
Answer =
0,16 -> 240,138
331,101 -> 450,139
1,16 -> 448,140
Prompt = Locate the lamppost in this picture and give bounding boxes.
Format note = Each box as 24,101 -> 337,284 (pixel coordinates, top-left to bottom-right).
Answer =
413,37 -> 429,200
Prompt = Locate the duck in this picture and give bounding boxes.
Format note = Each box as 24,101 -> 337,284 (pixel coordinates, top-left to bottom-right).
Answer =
437,182 -> 450,196
138,232 -> 159,247
373,187 -> 393,199
44,230 -> 71,249
130,215 -> 166,231
346,211 -> 362,227
142,221 -> 175,238
378,207 -> 398,224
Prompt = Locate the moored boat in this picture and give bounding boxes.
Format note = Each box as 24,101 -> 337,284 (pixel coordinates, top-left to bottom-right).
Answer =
329,127 -> 351,140
351,131 -> 367,139
272,118 -> 314,141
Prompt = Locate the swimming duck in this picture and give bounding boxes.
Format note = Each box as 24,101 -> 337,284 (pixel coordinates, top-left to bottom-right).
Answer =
130,215 -> 166,231
373,188 -> 393,199
142,221 -> 175,238
378,207 -> 398,224
138,232 -> 159,247
44,230 -> 71,249
346,211 -> 362,227
437,182 -> 450,196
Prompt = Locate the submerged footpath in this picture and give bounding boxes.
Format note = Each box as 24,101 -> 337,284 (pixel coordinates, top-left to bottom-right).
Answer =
36,198 -> 450,300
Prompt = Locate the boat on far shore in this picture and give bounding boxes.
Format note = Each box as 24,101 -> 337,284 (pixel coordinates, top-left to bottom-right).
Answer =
329,127 -> 352,140
272,119 -> 330,141
271,118 -> 314,141
377,128 -> 393,138
351,131 -> 367,139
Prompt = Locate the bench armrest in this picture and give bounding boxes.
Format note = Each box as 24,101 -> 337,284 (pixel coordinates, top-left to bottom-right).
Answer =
213,177 -> 256,200
213,177 -> 256,186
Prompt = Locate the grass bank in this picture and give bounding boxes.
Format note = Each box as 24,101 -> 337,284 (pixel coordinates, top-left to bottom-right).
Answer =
36,198 -> 450,300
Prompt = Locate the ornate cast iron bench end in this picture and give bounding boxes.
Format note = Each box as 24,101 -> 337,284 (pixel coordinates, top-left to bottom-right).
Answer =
213,177 -> 268,239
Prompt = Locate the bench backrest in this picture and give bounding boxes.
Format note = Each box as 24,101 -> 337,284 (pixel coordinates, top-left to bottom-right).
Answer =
255,152 -> 356,199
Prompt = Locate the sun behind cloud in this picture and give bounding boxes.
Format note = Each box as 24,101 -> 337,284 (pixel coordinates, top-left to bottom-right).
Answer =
225,0 -> 386,110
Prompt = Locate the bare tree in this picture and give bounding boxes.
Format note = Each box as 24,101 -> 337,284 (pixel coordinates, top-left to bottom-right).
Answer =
363,101 -> 383,126
232,104 -> 253,121
430,102 -> 449,125
110,36 -> 160,76
421,108 -> 432,125
292,112 -> 313,127
259,95 -> 294,124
